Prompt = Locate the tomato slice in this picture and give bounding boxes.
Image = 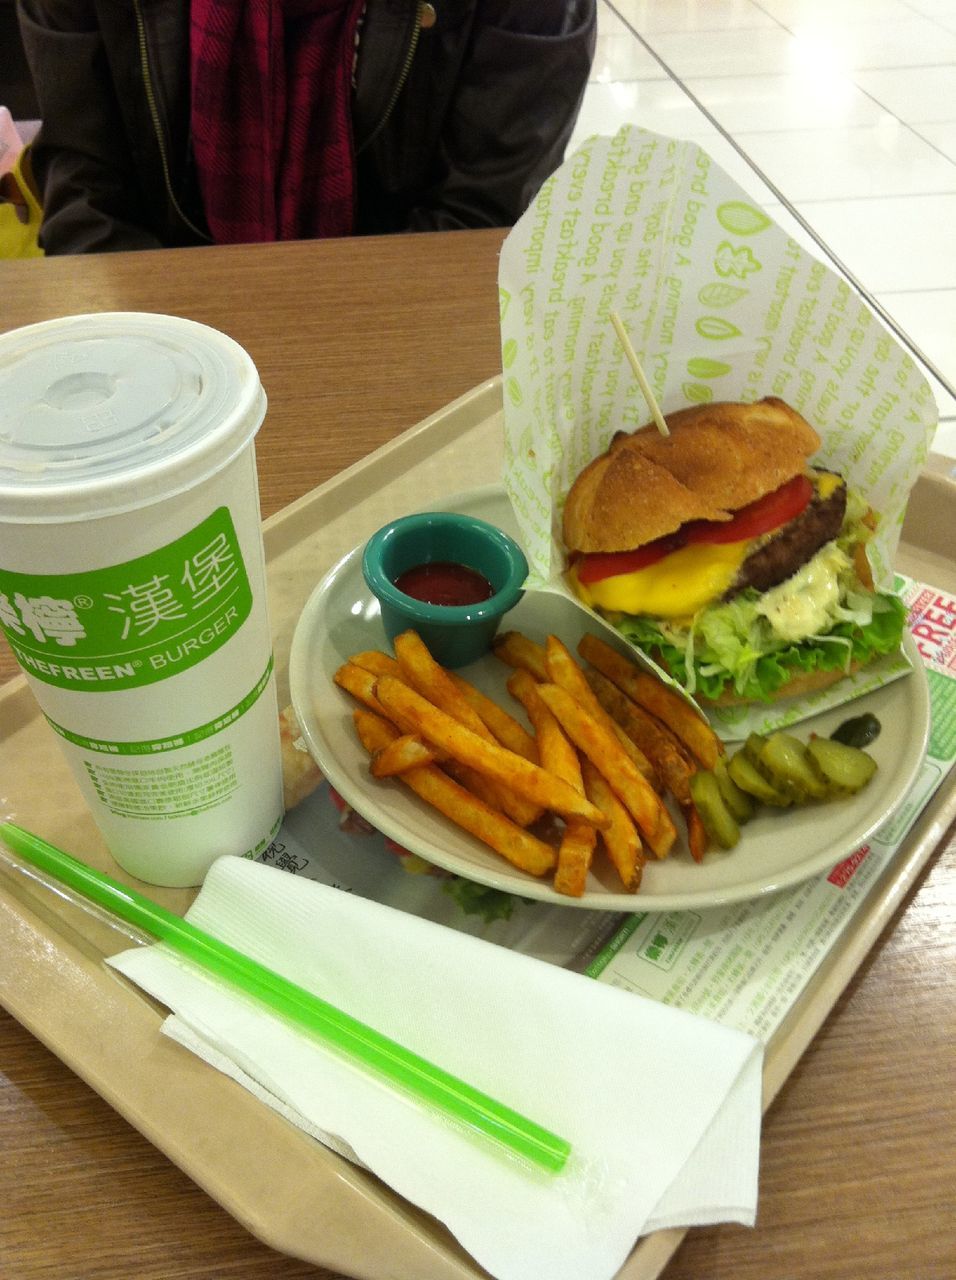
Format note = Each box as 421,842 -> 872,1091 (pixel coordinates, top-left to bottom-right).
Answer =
573,532 -> 684,584
684,474 -> 814,545
573,474 -> 815,584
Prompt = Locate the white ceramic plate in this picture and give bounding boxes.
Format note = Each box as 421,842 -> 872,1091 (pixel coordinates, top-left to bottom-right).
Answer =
289,485 -> 930,912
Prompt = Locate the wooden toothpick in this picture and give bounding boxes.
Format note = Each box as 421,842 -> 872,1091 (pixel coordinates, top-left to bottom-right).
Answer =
609,311 -> 670,437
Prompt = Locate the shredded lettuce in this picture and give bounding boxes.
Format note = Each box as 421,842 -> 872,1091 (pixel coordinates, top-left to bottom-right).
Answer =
608,509 -> 907,702
616,591 -> 905,702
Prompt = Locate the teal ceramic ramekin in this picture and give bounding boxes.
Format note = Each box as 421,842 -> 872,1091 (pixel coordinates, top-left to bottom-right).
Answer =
361,511 -> 529,668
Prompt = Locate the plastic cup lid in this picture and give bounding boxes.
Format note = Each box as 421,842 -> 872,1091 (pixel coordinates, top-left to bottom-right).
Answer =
0,312 -> 267,522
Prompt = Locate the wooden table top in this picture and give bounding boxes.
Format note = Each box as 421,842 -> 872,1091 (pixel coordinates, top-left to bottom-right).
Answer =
1,233 -> 953,1280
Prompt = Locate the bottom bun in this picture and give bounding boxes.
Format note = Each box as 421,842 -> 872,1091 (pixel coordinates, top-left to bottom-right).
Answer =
697,662 -> 862,707
648,653 -> 862,708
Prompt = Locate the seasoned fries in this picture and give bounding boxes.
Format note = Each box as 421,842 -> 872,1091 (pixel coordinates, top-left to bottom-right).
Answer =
334,658 -> 387,711
375,675 -> 609,829
585,667 -> 695,805
334,622 -> 729,899
492,630 -> 549,681
348,649 -> 403,679
507,668 -> 596,898
684,802 -> 708,865
395,629 -> 488,736
334,659 -> 443,754
448,671 -> 538,762
577,633 -> 723,770
368,732 -> 439,777
581,758 -> 644,892
535,682 -> 675,859
544,634 -> 657,785
553,819 -> 598,899
394,629 -> 540,826
354,710 -> 555,877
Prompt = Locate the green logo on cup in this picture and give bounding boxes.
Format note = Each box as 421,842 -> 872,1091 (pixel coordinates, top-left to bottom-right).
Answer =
0,507 -> 252,691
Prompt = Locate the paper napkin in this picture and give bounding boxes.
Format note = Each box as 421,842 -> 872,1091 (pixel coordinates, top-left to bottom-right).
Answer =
108,857 -> 762,1280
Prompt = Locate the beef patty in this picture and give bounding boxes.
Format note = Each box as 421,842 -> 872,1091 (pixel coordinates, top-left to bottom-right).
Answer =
726,474 -> 847,599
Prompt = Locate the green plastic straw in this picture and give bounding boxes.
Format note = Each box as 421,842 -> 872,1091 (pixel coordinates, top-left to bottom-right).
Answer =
0,821 -> 571,1174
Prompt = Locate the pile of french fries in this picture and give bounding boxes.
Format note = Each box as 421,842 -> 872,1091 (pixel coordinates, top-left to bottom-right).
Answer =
333,628 -> 724,898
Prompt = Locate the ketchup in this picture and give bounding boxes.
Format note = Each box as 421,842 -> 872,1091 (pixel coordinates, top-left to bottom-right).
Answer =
393,561 -> 494,607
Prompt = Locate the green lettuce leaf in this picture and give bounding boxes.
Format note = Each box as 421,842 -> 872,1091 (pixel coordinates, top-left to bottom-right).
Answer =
597,499 -> 907,703
615,591 -> 906,703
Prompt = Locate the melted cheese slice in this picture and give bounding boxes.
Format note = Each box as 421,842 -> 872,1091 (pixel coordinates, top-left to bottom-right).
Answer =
573,540 -> 752,619
815,471 -> 842,500
570,470 -> 838,620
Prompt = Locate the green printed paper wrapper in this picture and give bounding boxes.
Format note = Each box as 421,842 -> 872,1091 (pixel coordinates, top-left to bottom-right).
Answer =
498,125 -> 939,738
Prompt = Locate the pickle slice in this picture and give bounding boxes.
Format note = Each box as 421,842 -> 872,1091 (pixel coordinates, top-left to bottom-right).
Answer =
806,737 -> 878,794
758,732 -> 830,802
689,770 -> 740,849
728,750 -> 792,806
713,757 -> 755,822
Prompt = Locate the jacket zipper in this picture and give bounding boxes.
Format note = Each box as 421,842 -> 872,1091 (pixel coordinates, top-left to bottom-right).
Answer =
133,0 -> 425,228
133,0 -> 211,241
356,0 -> 426,155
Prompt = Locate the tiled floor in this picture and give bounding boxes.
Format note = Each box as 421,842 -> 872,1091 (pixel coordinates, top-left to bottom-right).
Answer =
568,0 -> 956,463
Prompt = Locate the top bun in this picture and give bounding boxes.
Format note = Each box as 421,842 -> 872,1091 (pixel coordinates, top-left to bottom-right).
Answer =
562,397 -> 822,554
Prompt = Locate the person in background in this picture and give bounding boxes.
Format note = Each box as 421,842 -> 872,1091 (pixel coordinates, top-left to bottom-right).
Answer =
16,0 -> 596,254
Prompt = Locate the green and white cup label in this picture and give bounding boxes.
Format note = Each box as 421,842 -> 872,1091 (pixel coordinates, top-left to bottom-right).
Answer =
0,506 -> 252,692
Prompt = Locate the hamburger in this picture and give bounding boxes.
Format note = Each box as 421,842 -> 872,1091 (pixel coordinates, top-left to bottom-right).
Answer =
562,397 -> 907,704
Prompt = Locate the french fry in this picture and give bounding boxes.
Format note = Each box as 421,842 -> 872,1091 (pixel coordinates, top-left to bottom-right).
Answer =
684,803 -> 709,864
577,633 -> 723,770
581,758 -> 644,892
353,709 -> 556,877
507,668 -> 596,898
374,675 -> 609,829
395,630 -> 488,734
585,667 -> 696,805
341,629 -> 734,894
542,634 -> 600,707
339,650 -> 509,811
349,649 -> 403,679
646,793 -> 678,860
449,671 -> 538,762
369,733 -> 439,777
535,681 -> 675,858
334,660 -> 390,715
444,760 -> 513,816
492,630 -> 549,681
554,820 -> 598,898
506,670 -> 579,784
354,637 -> 538,761
394,630 -> 541,826
543,635 -> 658,786
335,660 -> 438,748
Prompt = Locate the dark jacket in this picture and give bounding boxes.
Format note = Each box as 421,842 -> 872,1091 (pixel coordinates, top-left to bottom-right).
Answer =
17,0 -> 596,253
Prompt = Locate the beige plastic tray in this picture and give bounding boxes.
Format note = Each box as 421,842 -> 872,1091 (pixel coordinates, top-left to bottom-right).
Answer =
1,379 -> 954,1280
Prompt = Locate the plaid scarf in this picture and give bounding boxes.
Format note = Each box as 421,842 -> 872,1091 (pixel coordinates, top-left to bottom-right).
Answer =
189,0 -> 364,243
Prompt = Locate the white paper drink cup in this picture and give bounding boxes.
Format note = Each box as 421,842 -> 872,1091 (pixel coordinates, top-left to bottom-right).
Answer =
0,313 -> 284,886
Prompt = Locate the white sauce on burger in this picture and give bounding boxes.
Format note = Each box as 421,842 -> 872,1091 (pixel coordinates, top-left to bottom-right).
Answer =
755,542 -> 849,643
